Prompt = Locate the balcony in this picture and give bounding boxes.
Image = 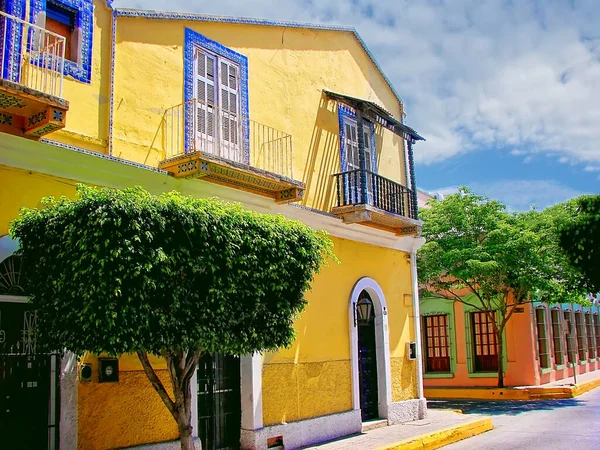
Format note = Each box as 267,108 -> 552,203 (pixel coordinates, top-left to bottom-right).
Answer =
155,99 -> 304,203
332,169 -> 420,235
0,11 -> 69,139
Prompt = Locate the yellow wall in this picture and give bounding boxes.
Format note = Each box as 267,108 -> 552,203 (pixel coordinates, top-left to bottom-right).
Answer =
0,165 -> 77,235
77,370 -> 178,450
1,7 -> 418,445
45,0 -> 113,154
111,18 -> 407,211
262,235 -> 416,425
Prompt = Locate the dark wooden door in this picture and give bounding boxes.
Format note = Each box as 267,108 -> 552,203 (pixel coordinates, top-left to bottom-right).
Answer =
358,319 -> 378,421
0,302 -> 59,450
197,353 -> 241,450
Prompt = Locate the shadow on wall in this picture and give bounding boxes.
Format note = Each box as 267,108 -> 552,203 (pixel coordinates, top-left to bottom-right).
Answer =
301,95 -> 340,212
427,398 -> 586,416
302,94 -> 386,212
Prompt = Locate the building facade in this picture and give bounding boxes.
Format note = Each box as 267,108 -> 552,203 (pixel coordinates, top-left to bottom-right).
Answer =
420,297 -> 600,388
0,1 -> 426,449
417,191 -> 600,390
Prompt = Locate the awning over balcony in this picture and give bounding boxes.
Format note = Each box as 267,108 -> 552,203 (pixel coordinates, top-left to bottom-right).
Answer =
323,89 -> 424,142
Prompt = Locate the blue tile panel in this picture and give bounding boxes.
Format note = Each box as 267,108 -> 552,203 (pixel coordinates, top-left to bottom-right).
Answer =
108,8 -> 116,154
115,8 -> 405,110
29,0 -> 94,83
183,27 -> 249,162
337,103 -> 377,173
1,0 -> 26,81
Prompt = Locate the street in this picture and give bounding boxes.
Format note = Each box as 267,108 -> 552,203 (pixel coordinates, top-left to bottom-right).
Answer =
428,389 -> 600,450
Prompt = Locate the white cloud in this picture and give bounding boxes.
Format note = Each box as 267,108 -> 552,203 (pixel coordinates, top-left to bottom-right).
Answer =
113,0 -> 600,167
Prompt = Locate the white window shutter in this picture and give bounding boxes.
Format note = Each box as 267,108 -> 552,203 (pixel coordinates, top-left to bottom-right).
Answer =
194,50 -> 217,153
218,58 -> 242,162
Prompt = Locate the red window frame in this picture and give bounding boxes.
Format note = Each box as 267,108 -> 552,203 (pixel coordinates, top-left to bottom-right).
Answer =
471,311 -> 498,372
423,314 -> 451,373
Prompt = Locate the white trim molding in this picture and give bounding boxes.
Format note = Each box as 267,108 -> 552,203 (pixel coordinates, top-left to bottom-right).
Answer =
241,353 -> 263,432
0,135 -> 423,253
349,277 -> 392,419
241,410 -> 361,450
60,352 -> 78,450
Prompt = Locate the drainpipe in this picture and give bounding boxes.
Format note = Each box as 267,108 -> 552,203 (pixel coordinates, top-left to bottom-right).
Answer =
410,236 -> 426,399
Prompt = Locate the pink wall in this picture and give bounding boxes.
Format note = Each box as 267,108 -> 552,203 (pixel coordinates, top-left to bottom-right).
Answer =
424,302 -> 600,387
425,303 -> 538,387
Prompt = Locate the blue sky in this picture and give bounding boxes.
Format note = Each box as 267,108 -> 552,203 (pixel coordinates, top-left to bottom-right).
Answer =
116,0 -> 600,211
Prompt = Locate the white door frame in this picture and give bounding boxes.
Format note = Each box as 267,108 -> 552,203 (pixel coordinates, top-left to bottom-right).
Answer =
348,277 -> 392,419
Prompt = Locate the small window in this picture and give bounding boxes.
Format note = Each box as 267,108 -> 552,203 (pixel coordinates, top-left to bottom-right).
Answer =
585,313 -> 595,360
550,309 -> 563,365
564,310 -> 577,364
574,311 -> 587,362
535,308 -> 550,369
422,315 -> 451,373
45,1 -> 77,62
470,311 -> 498,372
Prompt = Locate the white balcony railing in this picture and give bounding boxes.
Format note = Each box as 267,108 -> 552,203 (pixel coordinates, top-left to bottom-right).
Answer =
1,11 -> 66,98
153,98 -> 295,180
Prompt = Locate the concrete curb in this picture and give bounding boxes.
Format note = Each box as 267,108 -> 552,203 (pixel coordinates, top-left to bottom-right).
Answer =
375,417 -> 494,450
425,375 -> 600,401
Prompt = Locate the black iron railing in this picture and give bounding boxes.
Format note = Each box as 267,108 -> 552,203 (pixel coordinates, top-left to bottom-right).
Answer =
333,169 -> 417,219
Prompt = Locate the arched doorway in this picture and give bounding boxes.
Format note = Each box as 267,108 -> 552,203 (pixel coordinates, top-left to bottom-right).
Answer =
356,291 -> 378,420
349,277 -> 392,421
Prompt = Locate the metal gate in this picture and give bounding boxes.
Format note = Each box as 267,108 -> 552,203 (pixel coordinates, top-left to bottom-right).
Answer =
0,301 -> 60,450
197,353 -> 241,450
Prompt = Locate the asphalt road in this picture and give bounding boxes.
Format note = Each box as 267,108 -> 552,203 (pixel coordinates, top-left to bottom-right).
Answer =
428,389 -> 600,450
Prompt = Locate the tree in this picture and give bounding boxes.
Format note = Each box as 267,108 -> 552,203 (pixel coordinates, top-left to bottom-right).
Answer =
558,195 -> 600,293
10,185 -> 334,450
418,188 -> 582,388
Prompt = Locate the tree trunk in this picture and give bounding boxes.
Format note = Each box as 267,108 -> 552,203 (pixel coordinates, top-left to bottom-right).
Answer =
176,404 -> 194,450
173,369 -> 195,450
137,350 -> 199,450
497,330 -> 504,388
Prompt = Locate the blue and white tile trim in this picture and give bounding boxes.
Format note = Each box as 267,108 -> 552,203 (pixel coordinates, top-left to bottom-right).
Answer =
337,103 -> 377,173
29,0 -> 94,83
108,8 -> 116,155
183,27 -> 249,162
40,138 -> 168,174
1,0 -> 26,82
115,8 -> 404,107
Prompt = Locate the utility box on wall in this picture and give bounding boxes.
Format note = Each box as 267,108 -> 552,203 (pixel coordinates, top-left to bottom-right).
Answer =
98,358 -> 119,383
407,342 -> 417,360
80,363 -> 93,382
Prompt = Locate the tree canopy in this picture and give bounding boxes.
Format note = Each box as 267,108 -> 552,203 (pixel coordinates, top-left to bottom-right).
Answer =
557,195 -> 600,293
10,185 -> 334,449
417,187 -> 587,387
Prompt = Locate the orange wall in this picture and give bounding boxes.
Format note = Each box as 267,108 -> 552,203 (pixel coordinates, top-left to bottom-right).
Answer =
424,302 -> 539,387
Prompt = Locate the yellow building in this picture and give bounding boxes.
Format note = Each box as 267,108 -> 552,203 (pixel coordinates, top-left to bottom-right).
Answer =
0,1 -> 426,449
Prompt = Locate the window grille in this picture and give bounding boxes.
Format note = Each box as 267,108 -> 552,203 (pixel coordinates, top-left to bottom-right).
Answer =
422,315 -> 451,373
535,308 -> 550,369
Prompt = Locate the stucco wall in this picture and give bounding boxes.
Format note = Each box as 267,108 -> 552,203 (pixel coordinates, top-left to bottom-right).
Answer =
77,369 -> 178,450
262,235 -> 415,425
110,17 -> 407,211
46,0 -> 113,153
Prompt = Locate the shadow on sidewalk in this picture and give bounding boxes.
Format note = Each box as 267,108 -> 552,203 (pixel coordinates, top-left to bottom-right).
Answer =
427,398 -> 585,416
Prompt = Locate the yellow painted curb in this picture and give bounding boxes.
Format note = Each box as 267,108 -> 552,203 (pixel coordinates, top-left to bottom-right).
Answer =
425,375 -> 600,401
375,417 -> 494,450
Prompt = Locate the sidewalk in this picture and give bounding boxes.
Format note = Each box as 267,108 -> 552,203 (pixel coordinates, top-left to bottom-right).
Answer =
425,369 -> 600,401
301,410 -> 493,450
